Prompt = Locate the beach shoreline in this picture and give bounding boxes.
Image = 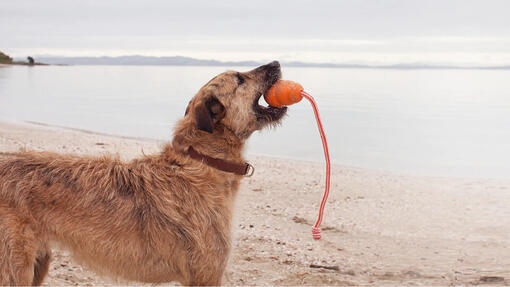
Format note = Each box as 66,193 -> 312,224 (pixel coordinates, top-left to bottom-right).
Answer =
1,121 -> 509,286
5,119 -> 495,182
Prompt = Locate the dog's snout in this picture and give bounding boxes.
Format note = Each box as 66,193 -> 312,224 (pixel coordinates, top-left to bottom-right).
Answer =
263,61 -> 281,86
245,61 -> 282,91
251,61 -> 281,74
267,61 -> 280,69
258,61 -> 280,72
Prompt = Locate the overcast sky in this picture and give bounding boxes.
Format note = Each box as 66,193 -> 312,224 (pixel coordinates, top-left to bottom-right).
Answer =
2,0 -> 510,65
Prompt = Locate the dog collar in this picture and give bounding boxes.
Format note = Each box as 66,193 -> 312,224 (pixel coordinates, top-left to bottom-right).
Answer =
186,146 -> 254,177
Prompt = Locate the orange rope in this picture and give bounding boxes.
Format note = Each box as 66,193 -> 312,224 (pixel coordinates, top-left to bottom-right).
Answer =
301,90 -> 331,240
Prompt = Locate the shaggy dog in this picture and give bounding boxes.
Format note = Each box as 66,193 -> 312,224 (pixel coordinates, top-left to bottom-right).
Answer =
0,61 -> 286,286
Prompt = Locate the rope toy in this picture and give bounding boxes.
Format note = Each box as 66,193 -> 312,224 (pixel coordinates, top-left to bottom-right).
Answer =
264,80 -> 331,240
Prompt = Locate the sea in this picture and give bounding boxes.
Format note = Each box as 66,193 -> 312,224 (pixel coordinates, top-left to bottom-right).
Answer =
1,65 -> 509,179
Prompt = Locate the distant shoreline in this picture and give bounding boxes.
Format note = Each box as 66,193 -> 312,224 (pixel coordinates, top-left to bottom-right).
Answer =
19,55 -> 510,70
5,62 -> 510,70
1,62 -> 49,66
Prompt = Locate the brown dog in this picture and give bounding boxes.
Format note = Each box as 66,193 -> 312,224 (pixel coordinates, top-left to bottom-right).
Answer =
0,61 -> 286,286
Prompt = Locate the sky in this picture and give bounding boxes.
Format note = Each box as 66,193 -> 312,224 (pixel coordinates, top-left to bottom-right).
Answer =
2,0 -> 510,66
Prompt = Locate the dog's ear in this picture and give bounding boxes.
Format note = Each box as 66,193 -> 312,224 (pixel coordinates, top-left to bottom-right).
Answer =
194,97 -> 225,133
184,100 -> 192,116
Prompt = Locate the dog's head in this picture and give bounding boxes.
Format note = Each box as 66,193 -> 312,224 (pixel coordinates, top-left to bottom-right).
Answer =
184,61 -> 286,139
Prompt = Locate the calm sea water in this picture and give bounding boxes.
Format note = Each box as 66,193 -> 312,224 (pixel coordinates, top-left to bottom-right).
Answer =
1,65 -> 509,178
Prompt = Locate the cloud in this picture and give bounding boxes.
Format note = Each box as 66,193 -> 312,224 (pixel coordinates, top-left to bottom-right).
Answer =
2,0 -> 510,65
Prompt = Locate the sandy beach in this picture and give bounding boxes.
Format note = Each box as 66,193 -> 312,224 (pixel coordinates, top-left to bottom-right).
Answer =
1,121 -> 510,286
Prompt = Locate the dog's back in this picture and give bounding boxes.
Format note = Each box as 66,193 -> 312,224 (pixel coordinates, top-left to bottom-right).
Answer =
0,147 -> 234,285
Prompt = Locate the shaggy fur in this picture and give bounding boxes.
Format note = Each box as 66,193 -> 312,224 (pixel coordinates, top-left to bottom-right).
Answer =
0,61 -> 286,286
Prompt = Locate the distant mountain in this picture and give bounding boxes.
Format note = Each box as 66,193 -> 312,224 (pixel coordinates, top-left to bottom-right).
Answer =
282,61 -> 510,70
31,55 -> 261,67
13,55 -> 510,70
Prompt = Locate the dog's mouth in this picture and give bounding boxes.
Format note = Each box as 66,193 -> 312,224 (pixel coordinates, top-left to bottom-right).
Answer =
252,61 -> 287,122
253,93 -> 287,123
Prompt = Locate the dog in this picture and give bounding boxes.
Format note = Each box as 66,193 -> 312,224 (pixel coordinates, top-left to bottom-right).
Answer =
0,61 -> 286,286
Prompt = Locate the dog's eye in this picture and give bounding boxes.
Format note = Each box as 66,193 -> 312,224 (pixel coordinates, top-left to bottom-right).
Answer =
236,73 -> 245,85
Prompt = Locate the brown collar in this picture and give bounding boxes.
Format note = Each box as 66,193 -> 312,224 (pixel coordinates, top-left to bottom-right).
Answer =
186,146 -> 254,176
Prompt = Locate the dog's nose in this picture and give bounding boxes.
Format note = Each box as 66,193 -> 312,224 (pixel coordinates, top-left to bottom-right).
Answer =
248,61 -> 281,76
267,61 -> 280,68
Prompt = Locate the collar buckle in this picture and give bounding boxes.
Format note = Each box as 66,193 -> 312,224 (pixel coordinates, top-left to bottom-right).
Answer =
244,163 -> 255,177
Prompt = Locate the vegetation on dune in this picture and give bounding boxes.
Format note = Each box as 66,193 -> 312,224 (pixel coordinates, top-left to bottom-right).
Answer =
0,51 -> 13,64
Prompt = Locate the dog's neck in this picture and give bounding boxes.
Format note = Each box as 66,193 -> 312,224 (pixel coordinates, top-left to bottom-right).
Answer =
171,120 -> 244,163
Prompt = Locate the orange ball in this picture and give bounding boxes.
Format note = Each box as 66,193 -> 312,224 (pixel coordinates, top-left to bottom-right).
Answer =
264,80 -> 303,108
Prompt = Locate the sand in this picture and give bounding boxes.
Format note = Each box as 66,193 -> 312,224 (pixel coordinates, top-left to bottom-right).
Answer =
1,121 -> 510,286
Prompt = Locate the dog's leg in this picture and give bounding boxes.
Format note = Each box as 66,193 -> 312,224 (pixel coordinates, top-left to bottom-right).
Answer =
0,234 -> 10,286
185,255 -> 227,286
0,204 -> 38,286
187,273 -> 223,286
32,248 -> 51,286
